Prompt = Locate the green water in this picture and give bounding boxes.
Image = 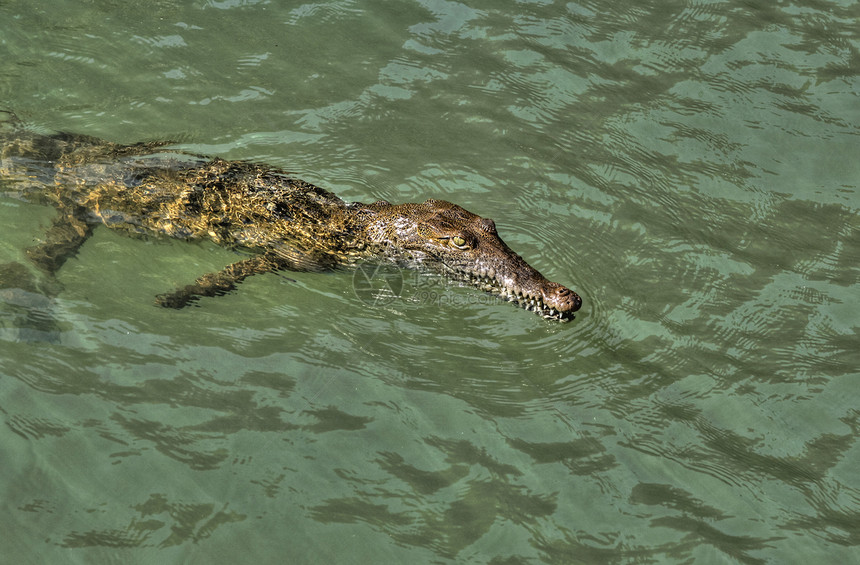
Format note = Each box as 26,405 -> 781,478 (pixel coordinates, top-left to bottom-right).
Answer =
1,0 -> 858,563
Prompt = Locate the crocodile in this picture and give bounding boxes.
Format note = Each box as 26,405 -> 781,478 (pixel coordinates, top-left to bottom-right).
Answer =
0,113 -> 581,321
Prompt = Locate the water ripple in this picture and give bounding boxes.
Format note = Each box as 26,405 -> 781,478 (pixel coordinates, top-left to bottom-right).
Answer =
2,0 -> 859,562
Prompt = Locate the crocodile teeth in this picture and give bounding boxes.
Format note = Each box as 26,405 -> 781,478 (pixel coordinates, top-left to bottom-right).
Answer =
457,270 -> 573,321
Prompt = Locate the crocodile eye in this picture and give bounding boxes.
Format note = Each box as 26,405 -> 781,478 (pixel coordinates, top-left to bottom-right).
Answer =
450,236 -> 468,249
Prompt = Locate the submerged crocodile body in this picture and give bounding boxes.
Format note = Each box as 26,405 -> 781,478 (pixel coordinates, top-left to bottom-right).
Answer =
0,114 -> 581,321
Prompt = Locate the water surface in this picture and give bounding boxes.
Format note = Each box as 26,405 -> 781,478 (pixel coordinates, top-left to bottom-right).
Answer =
1,0 -> 858,563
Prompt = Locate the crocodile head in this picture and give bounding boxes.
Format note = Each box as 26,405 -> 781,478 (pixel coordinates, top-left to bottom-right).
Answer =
357,199 -> 582,321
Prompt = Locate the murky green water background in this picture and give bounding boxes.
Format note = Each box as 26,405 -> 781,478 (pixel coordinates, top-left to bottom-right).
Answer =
1,0 -> 858,563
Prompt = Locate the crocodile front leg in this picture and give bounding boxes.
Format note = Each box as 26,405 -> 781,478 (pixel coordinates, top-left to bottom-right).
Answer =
155,253 -> 287,308
26,208 -> 93,275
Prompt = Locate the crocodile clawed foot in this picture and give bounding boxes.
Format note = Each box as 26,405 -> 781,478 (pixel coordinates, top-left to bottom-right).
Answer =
154,289 -> 200,309
0,261 -> 62,342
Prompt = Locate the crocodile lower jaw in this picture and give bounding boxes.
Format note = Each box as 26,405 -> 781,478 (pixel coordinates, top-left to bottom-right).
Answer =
463,271 -> 576,321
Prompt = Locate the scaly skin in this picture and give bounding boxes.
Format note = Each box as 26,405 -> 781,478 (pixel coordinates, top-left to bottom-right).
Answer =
0,115 -> 581,320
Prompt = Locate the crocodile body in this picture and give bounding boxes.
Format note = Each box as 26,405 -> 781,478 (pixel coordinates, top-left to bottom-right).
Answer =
1,114 -> 581,320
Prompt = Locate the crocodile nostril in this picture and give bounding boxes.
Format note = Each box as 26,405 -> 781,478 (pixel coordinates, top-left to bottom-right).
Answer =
547,285 -> 582,312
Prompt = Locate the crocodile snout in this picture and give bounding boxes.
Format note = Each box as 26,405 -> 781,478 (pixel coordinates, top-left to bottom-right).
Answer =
543,283 -> 582,314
